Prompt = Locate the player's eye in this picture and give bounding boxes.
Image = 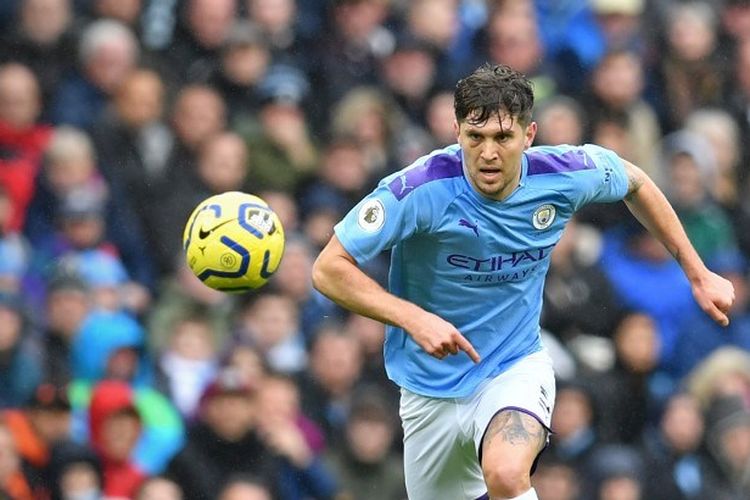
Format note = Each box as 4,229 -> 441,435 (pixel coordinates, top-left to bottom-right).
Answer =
468,132 -> 481,141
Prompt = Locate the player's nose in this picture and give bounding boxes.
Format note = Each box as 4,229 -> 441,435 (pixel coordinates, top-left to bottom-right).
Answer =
479,142 -> 499,161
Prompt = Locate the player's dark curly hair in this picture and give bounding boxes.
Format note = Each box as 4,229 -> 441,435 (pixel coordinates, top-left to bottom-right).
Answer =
454,63 -> 534,126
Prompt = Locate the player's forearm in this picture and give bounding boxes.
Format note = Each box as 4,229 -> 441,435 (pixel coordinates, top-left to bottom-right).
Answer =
311,248 -> 422,330
622,161 -> 707,282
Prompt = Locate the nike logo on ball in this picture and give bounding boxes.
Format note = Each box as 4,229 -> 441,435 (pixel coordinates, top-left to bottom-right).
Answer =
198,219 -> 233,239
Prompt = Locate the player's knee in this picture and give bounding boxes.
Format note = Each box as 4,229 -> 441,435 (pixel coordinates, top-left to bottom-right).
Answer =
482,461 -> 530,498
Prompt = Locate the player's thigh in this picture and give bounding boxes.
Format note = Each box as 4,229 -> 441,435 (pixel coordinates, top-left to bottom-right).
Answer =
480,408 -> 548,483
472,350 -> 556,468
400,389 -> 486,500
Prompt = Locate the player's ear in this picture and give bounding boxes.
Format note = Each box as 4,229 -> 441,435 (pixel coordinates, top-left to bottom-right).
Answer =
524,121 -> 537,149
453,119 -> 460,139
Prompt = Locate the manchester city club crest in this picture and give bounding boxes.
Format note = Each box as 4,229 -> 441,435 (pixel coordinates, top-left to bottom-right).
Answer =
532,204 -> 556,230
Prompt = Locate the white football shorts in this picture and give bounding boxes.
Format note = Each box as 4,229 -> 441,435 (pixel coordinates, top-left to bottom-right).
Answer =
399,349 -> 556,500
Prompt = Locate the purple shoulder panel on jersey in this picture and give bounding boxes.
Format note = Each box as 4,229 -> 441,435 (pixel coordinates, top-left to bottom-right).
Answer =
525,149 -> 595,176
387,152 -> 463,201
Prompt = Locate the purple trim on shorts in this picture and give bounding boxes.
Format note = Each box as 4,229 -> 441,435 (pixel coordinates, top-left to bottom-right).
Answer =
387,153 -> 463,200
478,406 -> 553,476
525,149 -> 595,176
474,494 -> 489,500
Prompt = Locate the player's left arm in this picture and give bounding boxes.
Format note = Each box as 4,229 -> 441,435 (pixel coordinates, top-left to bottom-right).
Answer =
621,159 -> 735,326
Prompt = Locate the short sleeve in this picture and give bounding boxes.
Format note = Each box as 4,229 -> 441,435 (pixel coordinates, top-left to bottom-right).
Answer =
334,181 -> 429,264
572,144 -> 629,210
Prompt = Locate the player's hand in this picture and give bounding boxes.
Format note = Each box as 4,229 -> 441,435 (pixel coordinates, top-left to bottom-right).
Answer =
691,270 -> 735,327
407,311 -> 481,363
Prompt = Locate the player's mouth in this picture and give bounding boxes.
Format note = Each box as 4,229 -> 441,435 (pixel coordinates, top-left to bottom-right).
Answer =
478,167 -> 502,181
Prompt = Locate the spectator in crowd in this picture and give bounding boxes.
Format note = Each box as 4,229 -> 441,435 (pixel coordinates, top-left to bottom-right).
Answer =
0,62 -> 52,231
135,475 -> 184,500
533,95 -> 586,147
167,369 -> 337,500
246,0 -> 308,67
309,0 -> 391,120
379,33 -> 438,127
90,68 -> 174,269
0,422 -> 34,499
209,21 -> 272,130
324,387 -> 405,500
343,313 -> 392,395
2,383 -> 71,495
585,49 -> 661,176
547,381 -> 602,477
147,261 -> 236,354
685,108 -> 743,210
592,311 -> 661,443
90,0 -> 144,36
585,444 -> 645,500
542,217 -> 621,342
40,273 -> 90,387
157,131 -> 250,273
269,235 -> 340,342
531,454 -> 580,500
298,324 -> 364,445
235,291 -> 307,374
47,440 -> 102,500
0,0 -> 78,112
703,395 -> 750,498
25,125 -> 155,296
673,253 -> 750,379
649,1 -> 727,132
0,292 -> 42,408
218,474 -> 273,500
640,392 -> 721,499
159,0 -> 237,85
599,217 -> 698,369
50,19 -> 139,129
478,2 -> 558,104
404,0 -> 466,87
686,347 -> 750,411
424,89 -> 457,147
86,380 -> 146,498
659,130 -> 739,264
222,342 -> 268,388
245,65 -> 317,192
156,314 -> 219,420
0,185 -> 30,293
69,310 -> 185,474
256,372 -> 340,498
330,87 -> 415,175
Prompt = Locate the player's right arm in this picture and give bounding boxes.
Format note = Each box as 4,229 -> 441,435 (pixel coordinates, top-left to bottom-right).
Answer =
312,235 -> 480,363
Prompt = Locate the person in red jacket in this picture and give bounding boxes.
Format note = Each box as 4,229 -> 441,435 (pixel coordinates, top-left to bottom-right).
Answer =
0,63 -> 52,231
87,380 -> 145,498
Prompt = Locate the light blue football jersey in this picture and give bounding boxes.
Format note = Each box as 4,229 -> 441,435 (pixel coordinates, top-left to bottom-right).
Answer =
334,143 -> 629,398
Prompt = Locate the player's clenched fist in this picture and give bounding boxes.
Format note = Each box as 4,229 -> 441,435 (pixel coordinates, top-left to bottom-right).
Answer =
407,311 -> 481,363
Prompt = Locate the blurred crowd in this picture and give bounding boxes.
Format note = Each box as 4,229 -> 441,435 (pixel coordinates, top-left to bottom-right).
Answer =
0,0 -> 749,499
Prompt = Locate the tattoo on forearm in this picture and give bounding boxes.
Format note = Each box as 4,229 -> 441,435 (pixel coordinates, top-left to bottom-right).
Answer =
483,411 -> 547,451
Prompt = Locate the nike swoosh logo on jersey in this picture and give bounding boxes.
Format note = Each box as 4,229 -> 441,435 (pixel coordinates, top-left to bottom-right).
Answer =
198,219 -> 233,239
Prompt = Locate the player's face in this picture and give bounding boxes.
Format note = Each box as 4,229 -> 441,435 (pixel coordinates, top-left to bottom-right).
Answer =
455,112 -> 536,201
